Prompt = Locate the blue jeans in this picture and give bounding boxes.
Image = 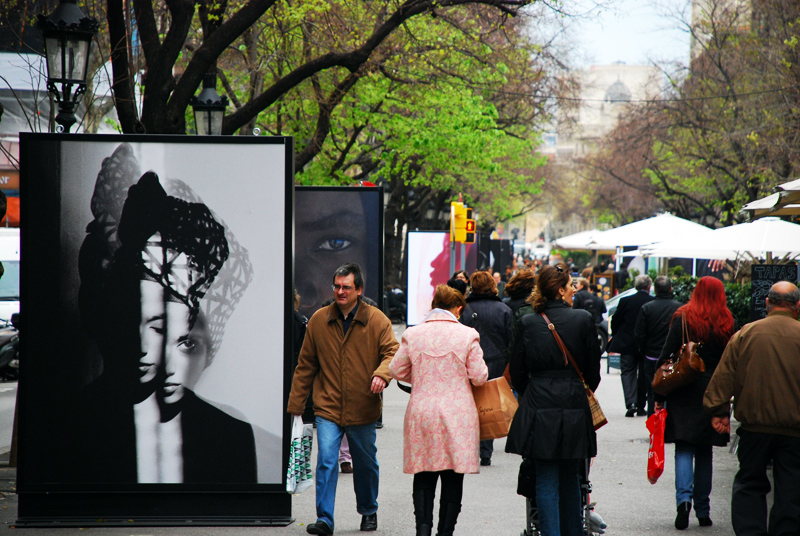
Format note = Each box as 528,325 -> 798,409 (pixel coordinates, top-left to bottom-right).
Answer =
534,459 -> 582,536
674,441 -> 712,517
315,417 -> 379,530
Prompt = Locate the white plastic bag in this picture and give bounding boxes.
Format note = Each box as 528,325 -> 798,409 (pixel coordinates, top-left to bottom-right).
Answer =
286,415 -> 313,494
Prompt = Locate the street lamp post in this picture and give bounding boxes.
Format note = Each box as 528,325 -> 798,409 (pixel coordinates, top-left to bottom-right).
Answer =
190,73 -> 228,135
37,0 -> 99,133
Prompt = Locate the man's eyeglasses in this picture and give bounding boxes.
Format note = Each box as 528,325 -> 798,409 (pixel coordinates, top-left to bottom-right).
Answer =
332,284 -> 355,292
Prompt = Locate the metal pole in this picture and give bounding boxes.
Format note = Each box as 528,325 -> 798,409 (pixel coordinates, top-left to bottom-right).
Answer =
450,240 -> 455,276
460,242 -> 466,272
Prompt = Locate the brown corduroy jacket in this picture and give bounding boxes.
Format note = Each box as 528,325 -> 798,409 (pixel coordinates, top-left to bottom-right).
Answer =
704,309 -> 800,437
287,299 -> 398,426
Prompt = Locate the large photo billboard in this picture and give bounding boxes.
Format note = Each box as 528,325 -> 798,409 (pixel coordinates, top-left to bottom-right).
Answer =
294,186 -> 383,319
406,231 -> 477,326
18,134 -> 293,524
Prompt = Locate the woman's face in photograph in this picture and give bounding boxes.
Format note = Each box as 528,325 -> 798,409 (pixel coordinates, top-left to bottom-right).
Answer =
139,237 -> 210,402
139,279 -> 166,384
162,300 -> 209,404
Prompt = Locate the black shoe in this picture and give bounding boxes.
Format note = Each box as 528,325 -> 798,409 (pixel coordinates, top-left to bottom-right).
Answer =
698,516 -> 712,527
375,422 -> 384,429
360,513 -> 377,531
307,520 -> 333,535
625,405 -> 637,417
675,502 -> 691,530
480,457 -> 491,466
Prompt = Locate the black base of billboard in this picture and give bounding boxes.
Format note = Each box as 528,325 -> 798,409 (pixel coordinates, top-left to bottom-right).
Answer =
16,492 -> 293,527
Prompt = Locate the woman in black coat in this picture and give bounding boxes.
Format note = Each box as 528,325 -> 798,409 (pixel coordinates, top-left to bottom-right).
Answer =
460,270 -> 513,466
654,276 -> 735,530
506,263 -> 601,536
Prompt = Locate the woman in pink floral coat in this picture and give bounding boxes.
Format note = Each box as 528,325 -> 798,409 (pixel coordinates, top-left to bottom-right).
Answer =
389,284 -> 488,536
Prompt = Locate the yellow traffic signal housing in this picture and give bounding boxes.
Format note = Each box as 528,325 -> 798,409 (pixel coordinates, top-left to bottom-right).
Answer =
465,218 -> 476,243
464,207 -> 476,243
451,201 -> 467,242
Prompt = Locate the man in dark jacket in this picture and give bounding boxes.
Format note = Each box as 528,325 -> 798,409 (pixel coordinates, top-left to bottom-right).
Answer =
572,278 -> 607,326
609,274 -> 653,417
461,270 -> 513,466
634,276 -> 682,417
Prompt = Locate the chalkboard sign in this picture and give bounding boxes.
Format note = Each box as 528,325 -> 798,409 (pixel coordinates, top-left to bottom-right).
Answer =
750,264 -> 798,321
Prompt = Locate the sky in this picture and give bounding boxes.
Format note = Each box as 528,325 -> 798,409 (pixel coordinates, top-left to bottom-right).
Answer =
569,0 -> 692,67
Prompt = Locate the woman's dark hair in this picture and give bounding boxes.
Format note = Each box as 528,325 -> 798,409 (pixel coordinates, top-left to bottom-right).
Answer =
673,276 -> 734,344
446,278 -> 468,296
432,284 -> 466,311
504,269 -> 535,300
470,271 -> 496,296
531,263 -> 570,313
452,269 -> 469,281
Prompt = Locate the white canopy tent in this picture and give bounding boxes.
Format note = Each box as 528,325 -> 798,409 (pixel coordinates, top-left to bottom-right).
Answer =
553,229 -> 613,252
740,178 -> 800,219
589,213 -> 713,251
640,218 -> 800,262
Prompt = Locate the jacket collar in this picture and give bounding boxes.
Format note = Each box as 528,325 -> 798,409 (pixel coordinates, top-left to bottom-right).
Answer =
767,309 -> 798,320
325,298 -> 370,325
544,299 -> 570,310
466,293 -> 502,303
423,309 -> 460,323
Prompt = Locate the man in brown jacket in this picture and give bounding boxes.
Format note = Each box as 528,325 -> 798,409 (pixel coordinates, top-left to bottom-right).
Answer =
704,281 -> 800,536
288,263 -> 398,535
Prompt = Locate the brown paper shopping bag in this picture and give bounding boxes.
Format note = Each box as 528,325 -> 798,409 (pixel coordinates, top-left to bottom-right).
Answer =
472,376 -> 519,441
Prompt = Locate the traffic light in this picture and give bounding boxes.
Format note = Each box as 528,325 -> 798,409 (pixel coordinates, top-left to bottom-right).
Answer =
450,201 -> 467,242
465,207 -> 476,243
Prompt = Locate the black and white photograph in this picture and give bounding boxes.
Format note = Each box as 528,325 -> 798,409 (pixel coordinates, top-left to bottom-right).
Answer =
19,135 -> 292,502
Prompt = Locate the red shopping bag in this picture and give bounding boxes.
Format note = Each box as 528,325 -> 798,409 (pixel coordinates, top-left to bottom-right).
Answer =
646,409 -> 667,484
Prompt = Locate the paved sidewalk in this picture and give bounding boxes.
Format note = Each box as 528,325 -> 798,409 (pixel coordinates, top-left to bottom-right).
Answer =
0,324 -> 742,534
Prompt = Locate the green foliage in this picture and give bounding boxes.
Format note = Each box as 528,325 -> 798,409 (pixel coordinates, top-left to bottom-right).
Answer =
667,275 -> 751,328
726,282 -> 752,328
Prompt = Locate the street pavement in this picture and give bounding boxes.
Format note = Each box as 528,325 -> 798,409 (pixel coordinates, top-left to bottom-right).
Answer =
0,323 -> 744,534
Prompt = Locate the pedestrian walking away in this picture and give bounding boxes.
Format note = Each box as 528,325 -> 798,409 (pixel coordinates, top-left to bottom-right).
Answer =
389,284 -> 489,536
506,263 -> 601,536
634,276 -> 682,417
460,271 -> 512,467
502,269 -> 536,316
609,274 -> 653,417
704,281 -> 800,536
654,276 -> 735,530
287,263 -> 399,535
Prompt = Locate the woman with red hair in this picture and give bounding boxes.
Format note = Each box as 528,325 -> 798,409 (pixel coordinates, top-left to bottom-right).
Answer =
654,276 -> 736,530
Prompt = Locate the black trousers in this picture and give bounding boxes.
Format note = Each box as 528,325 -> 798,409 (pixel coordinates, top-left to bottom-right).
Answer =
413,470 -> 465,504
642,356 -> 659,416
620,353 -> 647,411
732,428 -> 800,536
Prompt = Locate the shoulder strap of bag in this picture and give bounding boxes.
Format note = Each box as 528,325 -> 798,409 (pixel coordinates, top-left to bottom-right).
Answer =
681,314 -> 689,346
540,312 -> 586,384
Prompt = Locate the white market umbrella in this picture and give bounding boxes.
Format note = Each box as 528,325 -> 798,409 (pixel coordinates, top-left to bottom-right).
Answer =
641,217 -> 800,262
590,213 -> 713,251
553,229 -> 611,251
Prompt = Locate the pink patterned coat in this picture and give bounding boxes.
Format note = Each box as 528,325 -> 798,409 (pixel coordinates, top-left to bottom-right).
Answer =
389,311 -> 488,474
